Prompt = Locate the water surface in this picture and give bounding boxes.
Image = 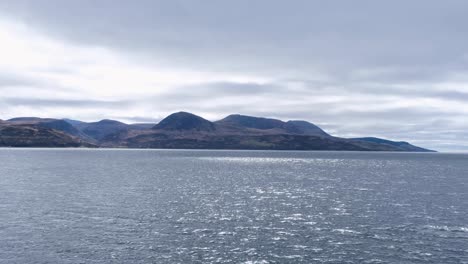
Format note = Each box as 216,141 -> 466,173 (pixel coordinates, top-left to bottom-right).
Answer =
0,149 -> 467,263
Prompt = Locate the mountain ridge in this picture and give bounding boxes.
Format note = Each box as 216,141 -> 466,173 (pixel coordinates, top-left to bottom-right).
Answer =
153,112 -> 215,132
0,112 -> 435,152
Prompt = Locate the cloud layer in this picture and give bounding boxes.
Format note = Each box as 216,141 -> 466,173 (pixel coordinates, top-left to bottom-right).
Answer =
0,0 -> 467,151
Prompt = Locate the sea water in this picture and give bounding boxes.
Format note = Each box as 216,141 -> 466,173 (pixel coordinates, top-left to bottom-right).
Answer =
0,149 -> 467,263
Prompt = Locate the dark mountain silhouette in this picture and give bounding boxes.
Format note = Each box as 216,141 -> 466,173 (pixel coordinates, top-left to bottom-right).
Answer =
8,117 -> 46,122
285,120 -> 330,137
129,123 -> 156,130
0,123 -> 94,147
216,114 -> 330,137
0,112 -> 434,151
8,117 -> 88,139
153,112 -> 215,131
63,118 -> 87,127
217,114 -> 286,130
79,119 -> 129,141
41,120 -> 81,135
121,133 -> 418,151
351,137 -> 431,152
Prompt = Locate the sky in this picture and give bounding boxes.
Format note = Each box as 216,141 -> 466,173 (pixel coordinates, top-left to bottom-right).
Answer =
0,0 -> 467,152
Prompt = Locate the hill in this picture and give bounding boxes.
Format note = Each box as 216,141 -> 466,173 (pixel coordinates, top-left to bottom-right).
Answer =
153,112 -> 215,131
351,137 -> 434,152
0,123 -> 94,147
0,112 -> 434,152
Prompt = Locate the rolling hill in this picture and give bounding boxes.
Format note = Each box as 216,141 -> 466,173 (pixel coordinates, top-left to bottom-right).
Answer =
0,112 -> 434,151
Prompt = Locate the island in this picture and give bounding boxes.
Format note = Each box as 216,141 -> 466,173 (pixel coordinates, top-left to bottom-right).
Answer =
0,112 -> 434,152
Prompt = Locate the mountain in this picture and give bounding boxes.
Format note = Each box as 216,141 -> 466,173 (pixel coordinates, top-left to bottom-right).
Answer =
285,120 -> 330,137
217,114 -> 286,130
129,123 -> 156,130
153,112 -> 215,131
0,112 -> 434,151
122,133 -> 410,151
351,137 -> 434,152
40,120 -> 86,138
99,112 -> 431,151
216,114 -> 330,137
8,117 -> 89,139
0,123 -> 94,147
79,119 -> 129,141
63,118 -> 87,127
8,117 -> 47,122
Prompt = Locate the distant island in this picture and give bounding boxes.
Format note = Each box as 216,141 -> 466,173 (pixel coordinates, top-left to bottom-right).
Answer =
0,112 -> 434,152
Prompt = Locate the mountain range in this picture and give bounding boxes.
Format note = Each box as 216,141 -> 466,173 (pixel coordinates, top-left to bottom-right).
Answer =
0,112 -> 434,152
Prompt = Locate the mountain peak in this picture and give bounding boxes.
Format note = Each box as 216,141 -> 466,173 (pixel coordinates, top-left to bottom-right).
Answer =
95,119 -> 125,125
153,112 -> 215,131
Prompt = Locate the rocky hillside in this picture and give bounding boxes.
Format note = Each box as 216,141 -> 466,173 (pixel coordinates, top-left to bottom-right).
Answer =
0,112 -> 434,151
0,123 -> 94,147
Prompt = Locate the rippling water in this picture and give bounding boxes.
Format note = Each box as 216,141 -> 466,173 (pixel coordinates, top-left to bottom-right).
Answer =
0,149 -> 467,263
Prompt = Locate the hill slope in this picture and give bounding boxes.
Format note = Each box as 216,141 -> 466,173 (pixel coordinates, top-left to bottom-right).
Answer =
0,123 -> 94,147
285,120 -> 330,137
153,112 -> 215,131
1,112 -> 434,152
351,137 -> 434,152
216,114 -> 330,137
79,119 -> 129,141
8,117 -> 93,141
217,114 -> 286,130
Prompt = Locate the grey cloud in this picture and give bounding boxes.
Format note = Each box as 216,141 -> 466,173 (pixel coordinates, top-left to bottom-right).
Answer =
294,79 -> 468,103
432,90 -> 468,102
155,81 -> 284,103
0,1 -> 467,151
1,97 -> 130,108
0,71 -> 80,96
0,72 -> 41,87
1,0 -> 468,81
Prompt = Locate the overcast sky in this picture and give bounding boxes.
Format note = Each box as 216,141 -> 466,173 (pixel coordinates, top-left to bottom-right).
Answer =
0,0 -> 467,151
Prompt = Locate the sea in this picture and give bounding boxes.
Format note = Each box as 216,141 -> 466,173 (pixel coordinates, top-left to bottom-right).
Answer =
0,149 -> 467,263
